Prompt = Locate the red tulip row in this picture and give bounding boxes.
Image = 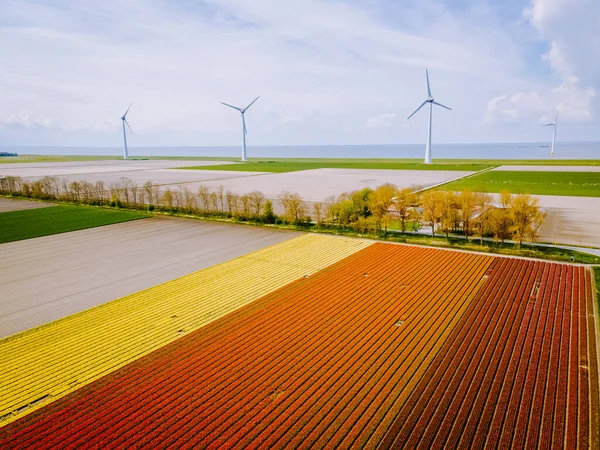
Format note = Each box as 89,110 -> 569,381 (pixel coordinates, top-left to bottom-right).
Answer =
1,243 -> 494,449
379,260 -> 597,449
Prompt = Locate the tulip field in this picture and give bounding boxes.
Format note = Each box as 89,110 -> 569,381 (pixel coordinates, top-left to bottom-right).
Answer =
0,239 -> 598,449
0,234 -> 371,427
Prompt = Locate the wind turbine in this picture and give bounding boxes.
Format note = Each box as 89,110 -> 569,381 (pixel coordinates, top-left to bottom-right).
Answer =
407,69 -> 452,164
221,96 -> 260,162
121,104 -> 133,160
543,112 -> 558,157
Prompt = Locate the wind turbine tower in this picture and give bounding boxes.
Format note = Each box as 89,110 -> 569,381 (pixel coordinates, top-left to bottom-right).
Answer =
121,104 -> 133,160
407,69 -> 452,164
221,96 -> 260,162
544,112 -> 558,157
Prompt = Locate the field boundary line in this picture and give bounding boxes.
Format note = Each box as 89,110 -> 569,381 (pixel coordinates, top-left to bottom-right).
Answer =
589,267 -> 600,449
413,166 -> 497,194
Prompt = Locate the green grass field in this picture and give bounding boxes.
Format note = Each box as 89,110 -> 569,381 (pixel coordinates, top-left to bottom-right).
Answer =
180,157 -> 600,173
181,159 -> 493,173
0,205 -> 147,243
439,171 -> 600,197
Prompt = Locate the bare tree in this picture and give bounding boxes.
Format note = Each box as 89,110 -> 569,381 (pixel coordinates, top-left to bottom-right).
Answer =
216,185 -> 225,213
393,188 -> 417,233
439,191 -> 459,238
248,190 -> 266,216
197,185 -> 211,213
143,181 -> 159,207
225,190 -> 239,216
279,191 -> 307,224
162,188 -> 174,210
458,189 -> 476,239
473,192 -> 493,244
492,190 -> 513,244
510,193 -> 545,247
240,194 -> 251,218
313,202 -> 323,226
324,195 -> 339,226
70,181 -> 82,203
182,186 -> 197,213
368,183 -> 397,233
420,190 -> 444,237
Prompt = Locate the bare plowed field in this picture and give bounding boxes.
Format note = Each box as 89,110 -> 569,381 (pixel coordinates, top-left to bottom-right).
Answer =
0,217 -> 295,338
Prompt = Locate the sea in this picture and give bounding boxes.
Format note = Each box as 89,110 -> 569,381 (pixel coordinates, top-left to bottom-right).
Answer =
3,142 -> 600,160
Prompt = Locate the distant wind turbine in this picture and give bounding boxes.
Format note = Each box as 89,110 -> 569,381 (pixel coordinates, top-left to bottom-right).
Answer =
221,96 -> 260,162
407,69 -> 452,164
121,104 -> 133,160
543,112 -> 558,157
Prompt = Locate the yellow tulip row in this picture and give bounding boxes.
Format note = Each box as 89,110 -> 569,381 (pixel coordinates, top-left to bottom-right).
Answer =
0,234 -> 371,427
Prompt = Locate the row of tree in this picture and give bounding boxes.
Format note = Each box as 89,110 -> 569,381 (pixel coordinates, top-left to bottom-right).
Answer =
0,175 -> 546,246
317,185 -> 546,246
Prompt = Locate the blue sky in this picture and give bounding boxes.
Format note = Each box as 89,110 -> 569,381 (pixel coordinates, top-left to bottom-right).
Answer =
0,0 -> 598,147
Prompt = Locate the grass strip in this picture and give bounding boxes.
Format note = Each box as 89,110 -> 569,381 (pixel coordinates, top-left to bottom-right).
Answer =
180,160 -> 492,173
439,171 -> 600,197
0,205 -> 147,243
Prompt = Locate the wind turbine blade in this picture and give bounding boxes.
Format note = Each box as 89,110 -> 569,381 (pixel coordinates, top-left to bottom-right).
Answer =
543,123 -> 554,127
554,112 -> 559,124
432,101 -> 452,111
407,101 -> 427,120
242,114 -> 247,135
125,119 -> 134,135
221,102 -> 242,112
426,69 -> 431,97
244,96 -> 260,111
122,103 -> 133,118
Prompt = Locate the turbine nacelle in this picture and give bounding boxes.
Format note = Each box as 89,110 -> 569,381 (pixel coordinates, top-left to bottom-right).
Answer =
221,96 -> 260,161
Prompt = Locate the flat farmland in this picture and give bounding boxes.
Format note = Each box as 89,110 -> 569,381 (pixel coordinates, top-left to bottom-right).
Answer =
0,198 -> 54,213
184,168 -> 472,203
0,243 -> 598,449
522,195 -> 600,248
0,159 -> 234,177
440,170 -> 600,197
0,205 -> 146,244
0,234 -> 369,427
0,217 -> 297,338
381,259 -> 599,449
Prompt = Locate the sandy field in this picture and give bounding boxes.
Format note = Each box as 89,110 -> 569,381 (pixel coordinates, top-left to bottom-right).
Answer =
185,168 -> 473,203
493,165 -> 600,172
13,169 -> 265,186
534,195 -> 600,248
0,217 -> 296,338
0,198 -> 54,213
0,159 -> 233,177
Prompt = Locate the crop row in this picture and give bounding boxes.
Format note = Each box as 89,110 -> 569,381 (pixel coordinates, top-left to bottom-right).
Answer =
380,259 -> 598,449
1,243 -> 493,449
0,234 -> 371,427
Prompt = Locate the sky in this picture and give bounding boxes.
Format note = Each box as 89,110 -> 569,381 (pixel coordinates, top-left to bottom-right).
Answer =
0,0 -> 598,148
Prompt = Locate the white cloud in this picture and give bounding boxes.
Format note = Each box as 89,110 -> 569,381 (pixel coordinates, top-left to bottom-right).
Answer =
487,0 -> 599,127
366,113 -> 396,130
0,0 -> 598,146
1,112 -> 55,130
485,77 -> 596,124
524,0 -> 600,86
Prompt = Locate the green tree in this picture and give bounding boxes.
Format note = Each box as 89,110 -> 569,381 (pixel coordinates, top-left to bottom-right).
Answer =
263,200 -> 276,224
